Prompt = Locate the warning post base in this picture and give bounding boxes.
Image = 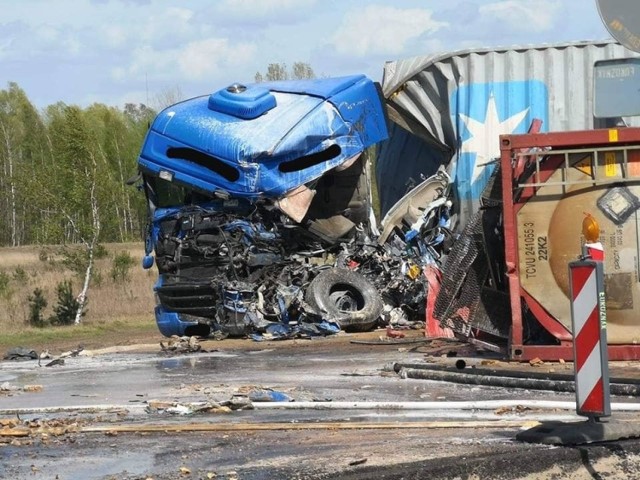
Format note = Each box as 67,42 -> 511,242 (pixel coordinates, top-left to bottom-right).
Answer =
517,419 -> 640,445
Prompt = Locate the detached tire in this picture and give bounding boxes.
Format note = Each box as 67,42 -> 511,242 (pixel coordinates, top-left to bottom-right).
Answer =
305,268 -> 383,331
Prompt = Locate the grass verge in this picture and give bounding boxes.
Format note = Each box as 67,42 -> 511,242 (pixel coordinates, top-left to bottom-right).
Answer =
0,315 -> 162,357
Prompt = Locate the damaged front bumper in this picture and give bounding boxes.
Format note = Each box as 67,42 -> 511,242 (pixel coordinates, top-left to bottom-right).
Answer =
147,162 -> 454,340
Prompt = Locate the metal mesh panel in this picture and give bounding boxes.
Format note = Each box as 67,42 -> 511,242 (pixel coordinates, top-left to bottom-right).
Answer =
434,209 -> 511,338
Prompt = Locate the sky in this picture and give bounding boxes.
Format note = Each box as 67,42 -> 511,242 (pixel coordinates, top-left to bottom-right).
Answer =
0,0 -> 614,109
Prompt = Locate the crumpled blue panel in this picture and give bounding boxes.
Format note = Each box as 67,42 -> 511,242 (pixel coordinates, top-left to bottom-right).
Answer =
139,75 -> 388,199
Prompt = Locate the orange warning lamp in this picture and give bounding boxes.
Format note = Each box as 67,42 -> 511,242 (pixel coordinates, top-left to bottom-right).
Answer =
582,213 -> 600,243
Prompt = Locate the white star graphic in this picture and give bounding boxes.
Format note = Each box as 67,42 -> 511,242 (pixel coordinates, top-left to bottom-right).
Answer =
459,93 -> 529,184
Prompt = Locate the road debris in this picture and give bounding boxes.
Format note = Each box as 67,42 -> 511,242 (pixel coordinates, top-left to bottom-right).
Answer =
529,358 -> 545,367
160,335 -> 203,354
146,398 -> 255,415
3,347 -> 38,361
394,362 -> 640,396
494,405 -> 532,415
248,388 -> 293,402
45,358 -> 65,367
59,345 -> 85,358
0,382 -> 44,394
0,417 -> 82,439
386,326 -> 406,339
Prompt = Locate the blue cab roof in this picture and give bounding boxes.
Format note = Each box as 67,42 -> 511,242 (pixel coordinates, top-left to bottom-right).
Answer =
138,74 -> 388,198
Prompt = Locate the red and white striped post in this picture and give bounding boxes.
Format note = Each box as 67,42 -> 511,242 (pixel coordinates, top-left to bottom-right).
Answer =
568,215 -> 610,420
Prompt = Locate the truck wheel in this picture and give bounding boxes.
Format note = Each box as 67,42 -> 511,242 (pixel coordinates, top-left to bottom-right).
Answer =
305,268 -> 383,331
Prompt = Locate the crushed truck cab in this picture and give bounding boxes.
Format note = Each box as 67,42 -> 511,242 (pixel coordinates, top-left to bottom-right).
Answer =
137,75 -> 391,338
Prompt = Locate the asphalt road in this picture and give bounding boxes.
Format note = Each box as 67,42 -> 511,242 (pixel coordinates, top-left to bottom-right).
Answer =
1,335 -> 640,479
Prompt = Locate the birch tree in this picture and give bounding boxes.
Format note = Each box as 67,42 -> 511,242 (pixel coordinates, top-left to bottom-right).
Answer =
32,104 -> 104,323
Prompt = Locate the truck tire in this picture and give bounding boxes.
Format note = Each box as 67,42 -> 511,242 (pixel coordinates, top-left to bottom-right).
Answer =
305,268 -> 383,331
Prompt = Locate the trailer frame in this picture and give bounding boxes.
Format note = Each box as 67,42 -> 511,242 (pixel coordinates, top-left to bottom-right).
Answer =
500,127 -> 640,361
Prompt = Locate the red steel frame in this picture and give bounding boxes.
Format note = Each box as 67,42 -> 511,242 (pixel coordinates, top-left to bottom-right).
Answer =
500,127 -> 640,361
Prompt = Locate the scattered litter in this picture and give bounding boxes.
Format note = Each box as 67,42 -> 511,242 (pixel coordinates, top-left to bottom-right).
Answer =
0,418 -> 81,438
481,360 -> 499,366
248,389 -> 293,403
0,382 -> 44,394
250,320 -> 342,342
494,405 -> 532,415
45,358 -> 65,367
350,338 -> 429,345
3,347 -> 38,361
348,458 -> 368,466
146,398 -> 254,415
160,336 -> 203,354
59,346 -> 85,358
0,382 -> 18,392
227,396 -> 254,410
529,358 -> 544,367
166,405 -> 193,416
22,385 -> 43,392
386,326 -> 406,339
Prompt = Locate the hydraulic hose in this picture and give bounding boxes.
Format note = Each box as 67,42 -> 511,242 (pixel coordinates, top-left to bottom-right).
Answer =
395,363 -> 640,396
393,361 -> 640,385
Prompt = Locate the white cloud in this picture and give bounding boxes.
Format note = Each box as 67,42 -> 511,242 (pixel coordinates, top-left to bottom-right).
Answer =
111,66 -> 127,81
103,25 -> 128,48
139,7 -> 199,44
330,6 -> 448,57
0,22 -> 83,60
479,1 -> 560,31
217,0 -> 316,17
36,25 -> 60,43
118,37 -> 257,82
178,38 -> 256,79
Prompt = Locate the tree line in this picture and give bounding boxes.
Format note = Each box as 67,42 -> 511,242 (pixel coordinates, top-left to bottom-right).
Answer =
0,82 -> 154,249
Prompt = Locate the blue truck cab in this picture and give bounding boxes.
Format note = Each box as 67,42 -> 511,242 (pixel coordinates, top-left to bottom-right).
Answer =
136,75 -> 389,338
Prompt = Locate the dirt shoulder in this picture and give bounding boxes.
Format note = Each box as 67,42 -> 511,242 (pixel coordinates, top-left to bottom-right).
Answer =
0,321 -> 429,358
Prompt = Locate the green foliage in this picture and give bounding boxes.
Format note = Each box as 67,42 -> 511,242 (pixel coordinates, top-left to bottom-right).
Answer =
59,246 -> 89,276
12,267 -> 28,284
111,251 -> 136,283
49,280 -> 83,326
27,288 -> 48,328
94,243 -> 109,259
0,271 -> 10,299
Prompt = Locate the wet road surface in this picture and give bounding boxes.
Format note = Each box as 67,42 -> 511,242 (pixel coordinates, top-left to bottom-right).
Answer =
1,335 -> 640,479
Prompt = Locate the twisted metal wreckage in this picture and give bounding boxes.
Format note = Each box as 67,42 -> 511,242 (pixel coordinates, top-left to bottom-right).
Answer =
134,40 -> 640,359
136,75 -> 455,340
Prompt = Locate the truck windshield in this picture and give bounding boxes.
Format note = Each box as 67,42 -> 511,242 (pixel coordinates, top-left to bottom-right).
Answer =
144,175 -> 212,208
